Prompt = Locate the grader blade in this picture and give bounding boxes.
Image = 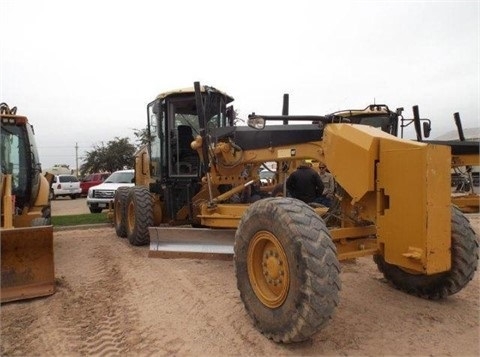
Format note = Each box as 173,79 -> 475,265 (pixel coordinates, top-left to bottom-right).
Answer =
1,226 -> 55,303
148,227 -> 235,260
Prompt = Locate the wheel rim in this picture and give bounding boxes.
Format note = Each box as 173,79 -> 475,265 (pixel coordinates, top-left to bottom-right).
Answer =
399,266 -> 423,275
114,198 -> 122,225
127,200 -> 135,233
247,230 -> 290,308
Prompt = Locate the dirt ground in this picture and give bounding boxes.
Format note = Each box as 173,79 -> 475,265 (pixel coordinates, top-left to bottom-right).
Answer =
1,216 -> 479,357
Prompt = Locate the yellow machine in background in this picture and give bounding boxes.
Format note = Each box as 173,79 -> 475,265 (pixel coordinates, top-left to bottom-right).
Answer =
325,103 -> 479,212
1,103 -> 55,303
114,83 -> 479,343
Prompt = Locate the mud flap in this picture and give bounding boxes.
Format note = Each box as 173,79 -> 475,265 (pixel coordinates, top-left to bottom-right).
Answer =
148,227 -> 235,260
1,225 -> 55,303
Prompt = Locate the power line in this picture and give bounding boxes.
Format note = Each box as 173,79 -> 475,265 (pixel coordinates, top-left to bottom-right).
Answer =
37,145 -> 90,149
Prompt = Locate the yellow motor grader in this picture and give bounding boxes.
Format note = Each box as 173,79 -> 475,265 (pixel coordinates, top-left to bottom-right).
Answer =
1,103 -> 55,303
114,83 -> 479,343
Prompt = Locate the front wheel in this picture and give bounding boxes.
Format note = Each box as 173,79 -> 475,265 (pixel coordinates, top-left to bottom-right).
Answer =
126,186 -> 153,246
374,206 -> 479,299
234,197 -> 341,343
89,207 -> 103,214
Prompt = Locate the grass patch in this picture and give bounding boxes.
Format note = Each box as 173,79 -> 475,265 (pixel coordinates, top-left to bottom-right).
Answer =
52,212 -> 110,226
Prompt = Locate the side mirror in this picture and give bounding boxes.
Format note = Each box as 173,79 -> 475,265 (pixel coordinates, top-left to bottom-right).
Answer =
423,121 -> 431,138
247,115 -> 265,130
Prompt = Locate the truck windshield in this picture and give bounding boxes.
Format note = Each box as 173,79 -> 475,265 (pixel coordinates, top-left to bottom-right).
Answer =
104,171 -> 134,183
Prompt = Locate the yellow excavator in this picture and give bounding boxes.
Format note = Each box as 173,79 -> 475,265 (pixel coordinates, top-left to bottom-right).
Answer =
114,83 -> 479,343
1,103 -> 55,303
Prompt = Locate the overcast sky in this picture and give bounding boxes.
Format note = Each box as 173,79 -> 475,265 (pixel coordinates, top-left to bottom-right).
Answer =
1,0 -> 478,171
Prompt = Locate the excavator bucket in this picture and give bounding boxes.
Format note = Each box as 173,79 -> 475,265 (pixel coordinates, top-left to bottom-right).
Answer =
148,227 -> 235,260
1,225 -> 55,303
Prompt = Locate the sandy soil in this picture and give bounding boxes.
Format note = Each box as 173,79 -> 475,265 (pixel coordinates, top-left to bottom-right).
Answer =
1,216 -> 479,357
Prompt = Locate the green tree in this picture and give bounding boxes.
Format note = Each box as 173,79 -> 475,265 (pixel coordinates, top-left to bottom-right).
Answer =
80,137 -> 135,176
133,127 -> 154,147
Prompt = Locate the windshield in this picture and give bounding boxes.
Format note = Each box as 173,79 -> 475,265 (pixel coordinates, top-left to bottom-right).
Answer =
357,115 -> 394,133
1,123 -> 29,199
105,171 -> 134,183
260,170 -> 275,180
59,175 -> 79,183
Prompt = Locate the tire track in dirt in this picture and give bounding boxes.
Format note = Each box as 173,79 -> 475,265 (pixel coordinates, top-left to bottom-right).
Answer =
8,228 -> 146,357
112,237 -> 277,356
68,236 -> 143,356
2,222 -> 478,357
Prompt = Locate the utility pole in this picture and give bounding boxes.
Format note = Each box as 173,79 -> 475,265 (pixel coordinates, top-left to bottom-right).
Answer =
75,142 -> 79,177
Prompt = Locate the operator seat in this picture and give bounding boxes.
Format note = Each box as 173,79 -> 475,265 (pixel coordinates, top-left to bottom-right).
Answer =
177,125 -> 199,174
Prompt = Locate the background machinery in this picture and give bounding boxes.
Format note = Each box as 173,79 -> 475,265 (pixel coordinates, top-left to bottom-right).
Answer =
1,103 -> 55,303
324,103 -> 480,212
113,83 -> 479,343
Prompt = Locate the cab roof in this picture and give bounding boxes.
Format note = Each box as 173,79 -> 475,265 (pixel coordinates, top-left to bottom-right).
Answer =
155,85 -> 234,104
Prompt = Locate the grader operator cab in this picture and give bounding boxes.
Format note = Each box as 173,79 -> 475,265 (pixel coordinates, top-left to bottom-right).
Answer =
114,83 -> 479,343
1,103 -> 55,303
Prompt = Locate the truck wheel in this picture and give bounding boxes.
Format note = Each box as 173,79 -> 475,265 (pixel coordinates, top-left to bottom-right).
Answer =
49,190 -> 55,201
114,187 -> 131,238
89,207 -> 103,214
373,206 -> 479,299
234,197 -> 341,343
126,186 -> 153,246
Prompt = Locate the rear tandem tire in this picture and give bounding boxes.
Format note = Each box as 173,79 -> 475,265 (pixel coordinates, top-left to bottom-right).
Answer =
114,186 -> 131,238
234,197 -> 341,343
373,205 -> 479,299
126,186 -> 153,246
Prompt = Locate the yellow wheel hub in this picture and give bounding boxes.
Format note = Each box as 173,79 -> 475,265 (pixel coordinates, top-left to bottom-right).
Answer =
127,201 -> 135,232
115,202 -> 122,223
247,230 -> 290,308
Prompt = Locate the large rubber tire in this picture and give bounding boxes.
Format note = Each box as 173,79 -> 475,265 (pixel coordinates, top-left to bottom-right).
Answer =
373,206 -> 479,299
234,197 -> 341,343
89,207 -> 103,214
114,186 -> 131,238
126,186 -> 153,246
